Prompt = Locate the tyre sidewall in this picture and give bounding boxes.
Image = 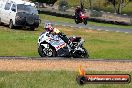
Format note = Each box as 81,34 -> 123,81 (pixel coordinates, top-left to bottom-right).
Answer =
9,20 -> 14,29
83,18 -> 87,25
0,18 -> 2,25
38,45 -> 46,57
38,44 -> 56,57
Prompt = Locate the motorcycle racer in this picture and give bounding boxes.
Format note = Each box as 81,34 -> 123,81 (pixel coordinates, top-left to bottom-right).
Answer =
44,23 -> 69,44
75,6 -> 83,19
37,23 -> 89,58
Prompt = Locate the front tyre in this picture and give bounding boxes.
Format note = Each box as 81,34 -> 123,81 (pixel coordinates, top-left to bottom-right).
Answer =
83,18 -> 87,25
0,18 -> 2,25
38,44 -> 56,57
75,18 -> 79,24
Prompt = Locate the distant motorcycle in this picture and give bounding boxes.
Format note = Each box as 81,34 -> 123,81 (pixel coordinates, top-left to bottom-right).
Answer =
38,32 -> 89,58
75,12 -> 87,25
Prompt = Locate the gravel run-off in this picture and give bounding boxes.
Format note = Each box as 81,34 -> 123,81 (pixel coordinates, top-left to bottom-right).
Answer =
0,58 -> 132,71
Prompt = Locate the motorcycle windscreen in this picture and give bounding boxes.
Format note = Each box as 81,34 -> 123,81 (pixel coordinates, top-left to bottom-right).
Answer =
49,35 -> 67,51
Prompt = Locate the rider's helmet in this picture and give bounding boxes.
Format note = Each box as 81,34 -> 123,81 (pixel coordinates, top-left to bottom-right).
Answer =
76,6 -> 80,9
75,6 -> 82,14
44,22 -> 53,32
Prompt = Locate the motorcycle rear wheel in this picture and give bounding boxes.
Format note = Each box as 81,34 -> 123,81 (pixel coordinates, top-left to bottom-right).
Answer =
72,48 -> 89,58
82,48 -> 89,58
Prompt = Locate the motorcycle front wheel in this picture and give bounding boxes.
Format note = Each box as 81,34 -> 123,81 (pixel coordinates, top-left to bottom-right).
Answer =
38,44 -> 56,57
75,18 -> 79,24
83,18 -> 87,25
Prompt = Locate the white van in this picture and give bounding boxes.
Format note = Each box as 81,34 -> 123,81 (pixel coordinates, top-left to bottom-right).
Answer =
0,0 -> 40,30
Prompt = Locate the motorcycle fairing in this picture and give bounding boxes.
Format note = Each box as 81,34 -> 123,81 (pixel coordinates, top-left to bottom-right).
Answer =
57,46 -> 70,57
48,35 -> 67,51
38,32 -> 51,45
38,32 -> 67,51
38,32 -> 88,58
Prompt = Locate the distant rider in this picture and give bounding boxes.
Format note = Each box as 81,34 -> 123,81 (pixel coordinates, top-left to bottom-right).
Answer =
75,6 -> 83,19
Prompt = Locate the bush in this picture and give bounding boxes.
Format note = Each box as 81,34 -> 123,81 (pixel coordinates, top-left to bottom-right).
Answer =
58,0 -> 69,12
32,0 -> 57,5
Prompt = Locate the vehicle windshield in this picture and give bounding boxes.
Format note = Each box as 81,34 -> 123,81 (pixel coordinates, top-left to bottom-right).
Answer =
17,4 -> 38,14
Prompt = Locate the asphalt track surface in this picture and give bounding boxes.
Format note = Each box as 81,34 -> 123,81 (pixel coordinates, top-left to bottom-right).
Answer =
43,20 -> 132,33
0,56 -> 132,62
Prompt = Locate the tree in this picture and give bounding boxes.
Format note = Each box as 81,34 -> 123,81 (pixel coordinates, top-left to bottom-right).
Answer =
88,0 -> 92,10
83,0 -> 94,10
107,0 -> 132,14
80,0 -> 84,10
58,0 -> 69,11
32,0 -> 57,5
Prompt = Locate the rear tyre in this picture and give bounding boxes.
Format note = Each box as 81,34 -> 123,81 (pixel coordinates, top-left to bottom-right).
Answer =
72,48 -> 89,58
30,27 -> 35,31
0,18 -> 2,25
82,48 -> 89,58
9,20 -> 14,29
38,44 -> 56,57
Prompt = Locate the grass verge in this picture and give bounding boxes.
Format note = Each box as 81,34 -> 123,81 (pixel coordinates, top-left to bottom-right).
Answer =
40,14 -> 132,29
0,70 -> 131,88
57,0 -> 132,15
0,25 -> 132,59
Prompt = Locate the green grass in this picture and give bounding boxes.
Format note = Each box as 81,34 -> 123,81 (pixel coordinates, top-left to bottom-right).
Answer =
40,14 -> 132,29
0,26 -> 40,56
57,0 -> 132,15
60,26 -> 132,59
0,70 -> 131,88
0,25 -> 132,59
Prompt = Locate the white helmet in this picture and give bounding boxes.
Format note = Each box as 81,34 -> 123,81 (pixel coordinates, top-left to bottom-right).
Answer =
44,23 -> 53,32
44,23 -> 52,28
